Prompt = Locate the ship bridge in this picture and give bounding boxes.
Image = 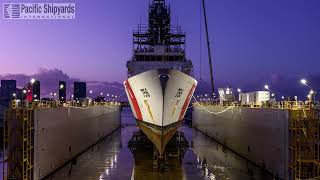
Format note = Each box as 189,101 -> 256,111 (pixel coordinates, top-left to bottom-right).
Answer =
127,0 -> 193,77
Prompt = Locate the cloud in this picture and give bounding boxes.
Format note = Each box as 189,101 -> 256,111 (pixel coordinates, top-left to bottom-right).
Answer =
0,68 -> 126,101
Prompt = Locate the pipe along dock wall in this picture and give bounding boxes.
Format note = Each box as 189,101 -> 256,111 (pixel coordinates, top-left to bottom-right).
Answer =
193,105 -> 320,179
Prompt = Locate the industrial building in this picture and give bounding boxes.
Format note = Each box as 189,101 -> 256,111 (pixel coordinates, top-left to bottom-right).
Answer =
58,81 -> 66,101
32,80 -> 40,101
0,80 -> 16,102
218,87 -> 236,102
240,91 -> 271,106
74,82 -> 86,100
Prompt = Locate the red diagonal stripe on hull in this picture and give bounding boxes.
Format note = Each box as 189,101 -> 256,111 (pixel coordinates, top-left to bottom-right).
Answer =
179,83 -> 196,121
125,80 -> 143,120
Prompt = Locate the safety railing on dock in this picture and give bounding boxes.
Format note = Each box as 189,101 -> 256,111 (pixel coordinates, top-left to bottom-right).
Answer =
9,100 -> 121,109
194,100 -> 320,110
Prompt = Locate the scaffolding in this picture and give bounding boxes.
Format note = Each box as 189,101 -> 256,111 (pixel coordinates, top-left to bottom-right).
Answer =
4,109 -> 34,180
2,100 -> 120,180
132,0 -> 186,62
289,108 -> 320,179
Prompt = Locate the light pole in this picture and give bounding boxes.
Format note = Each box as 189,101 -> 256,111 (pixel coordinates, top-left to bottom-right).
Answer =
21,78 -> 36,101
300,78 -> 316,101
307,94 -> 311,101
264,84 -> 275,100
30,78 -> 36,85
50,84 -> 65,100
20,78 -> 36,101
50,92 -> 57,100
309,90 -> 315,102
12,93 -> 17,100
237,88 -> 242,102
22,89 -> 27,100
300,79 -> 312,89
89,90 -> 93,99
264,85 -> 270,91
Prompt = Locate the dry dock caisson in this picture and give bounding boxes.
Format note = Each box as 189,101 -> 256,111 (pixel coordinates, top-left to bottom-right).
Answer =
193,101 -> 320,179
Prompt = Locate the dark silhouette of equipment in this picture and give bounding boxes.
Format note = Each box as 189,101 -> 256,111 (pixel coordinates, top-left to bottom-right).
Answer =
74,82 -> 86,100
32,80 -> 40,101
59,81 -> 66,101
202,0 -> 215,97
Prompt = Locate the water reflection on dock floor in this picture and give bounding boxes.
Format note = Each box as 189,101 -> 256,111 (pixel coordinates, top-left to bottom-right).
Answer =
45,108 -> 274,180
183,127 -> 274,180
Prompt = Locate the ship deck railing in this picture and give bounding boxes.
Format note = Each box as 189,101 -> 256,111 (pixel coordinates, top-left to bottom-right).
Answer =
133,24 -> 185,36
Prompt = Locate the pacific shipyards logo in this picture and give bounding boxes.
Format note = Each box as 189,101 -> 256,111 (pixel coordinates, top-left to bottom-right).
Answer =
3,3 -> 75,19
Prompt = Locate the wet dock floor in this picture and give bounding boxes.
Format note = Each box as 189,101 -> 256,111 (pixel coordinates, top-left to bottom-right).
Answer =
44,108 -> 274,180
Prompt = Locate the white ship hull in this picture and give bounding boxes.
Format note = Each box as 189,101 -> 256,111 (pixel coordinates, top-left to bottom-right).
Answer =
124,69 -> 197,155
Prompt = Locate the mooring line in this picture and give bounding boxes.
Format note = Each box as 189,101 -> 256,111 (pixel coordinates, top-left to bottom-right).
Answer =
192,95 -> 234,114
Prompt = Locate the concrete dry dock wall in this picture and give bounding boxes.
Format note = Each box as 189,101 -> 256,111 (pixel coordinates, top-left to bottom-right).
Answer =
193,105 -> 290,179
33,106 -> 120,179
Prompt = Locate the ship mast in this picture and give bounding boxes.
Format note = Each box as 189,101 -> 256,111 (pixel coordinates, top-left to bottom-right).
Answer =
128,0 -> 193,77
202,0 -> 215,97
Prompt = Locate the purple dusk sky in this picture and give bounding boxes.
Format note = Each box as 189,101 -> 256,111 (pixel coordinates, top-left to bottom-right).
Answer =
0,0 -> 320,92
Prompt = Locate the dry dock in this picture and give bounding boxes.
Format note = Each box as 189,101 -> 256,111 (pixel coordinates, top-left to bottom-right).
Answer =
3,101 -> 121,180
193,102 -> 320,179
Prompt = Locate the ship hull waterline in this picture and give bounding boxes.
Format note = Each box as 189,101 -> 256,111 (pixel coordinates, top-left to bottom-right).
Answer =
124,69 -> 197,156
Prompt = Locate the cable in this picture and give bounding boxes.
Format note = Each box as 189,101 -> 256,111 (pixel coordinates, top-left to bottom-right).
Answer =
199,0 -> 202,82
116,91 -> 127,98
192,95 -> 234,115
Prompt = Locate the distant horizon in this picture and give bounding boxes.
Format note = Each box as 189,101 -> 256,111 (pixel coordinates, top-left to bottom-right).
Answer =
0,67 -> 319,101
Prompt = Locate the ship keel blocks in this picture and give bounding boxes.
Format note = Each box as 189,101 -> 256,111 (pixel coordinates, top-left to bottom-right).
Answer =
137,120 -> 181,156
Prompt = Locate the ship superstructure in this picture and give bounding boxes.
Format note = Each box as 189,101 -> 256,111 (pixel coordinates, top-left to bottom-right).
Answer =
124,0 -> 197,157
127,0 -> 193,77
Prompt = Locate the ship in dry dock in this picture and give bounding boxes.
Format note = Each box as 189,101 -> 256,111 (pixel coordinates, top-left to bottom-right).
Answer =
124,0 -> 197,157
